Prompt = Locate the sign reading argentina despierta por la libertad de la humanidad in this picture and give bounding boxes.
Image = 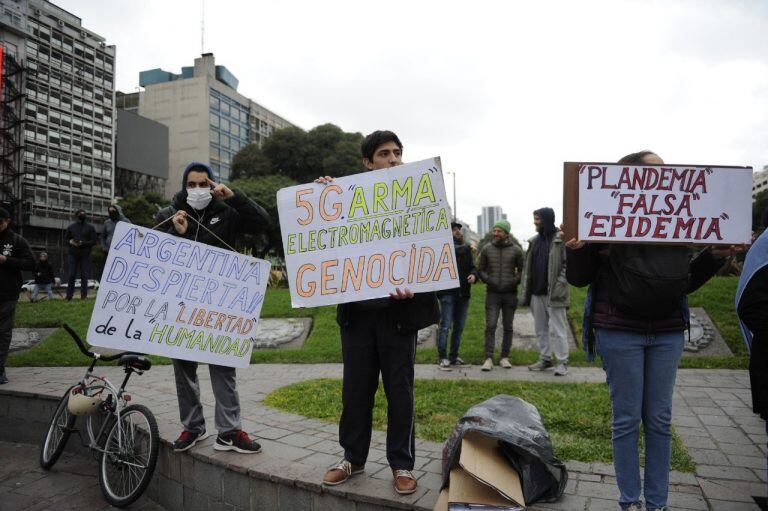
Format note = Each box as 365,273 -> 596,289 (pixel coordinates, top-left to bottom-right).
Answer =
87,223 -> 271,368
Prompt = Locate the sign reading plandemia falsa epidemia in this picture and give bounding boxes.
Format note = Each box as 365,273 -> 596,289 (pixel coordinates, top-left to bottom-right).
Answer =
277,157 -> 460,307
563,162 -> 753,245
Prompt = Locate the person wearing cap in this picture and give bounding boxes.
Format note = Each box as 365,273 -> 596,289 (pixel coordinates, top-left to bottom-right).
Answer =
64,209 -> 96,300
0,207 -> 35,384
435,221 -> 477,370
31,251 -> 56,302
519,208 -> 570,376
477,219 -> 524,371
167,162 -> 270,455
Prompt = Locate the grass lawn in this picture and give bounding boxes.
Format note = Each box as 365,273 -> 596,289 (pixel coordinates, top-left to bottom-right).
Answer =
9,277 -> 747,369
264,378 -> 695,472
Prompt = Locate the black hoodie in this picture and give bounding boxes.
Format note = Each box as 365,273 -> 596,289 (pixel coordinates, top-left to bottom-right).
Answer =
531,208 -> 557,296
0,228 -> 35,300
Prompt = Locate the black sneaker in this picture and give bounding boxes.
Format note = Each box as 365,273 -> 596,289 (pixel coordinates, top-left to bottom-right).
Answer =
172,429 -> 209,452
214,430 -> 262,454
0,374 -> 7,385
450,357 -> 467,366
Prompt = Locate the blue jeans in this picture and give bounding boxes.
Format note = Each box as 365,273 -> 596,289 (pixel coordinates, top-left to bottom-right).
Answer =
32,283 -> 54,301
437,294 -> 470,361
66,253 -> 91,299
596,328 -> 684,510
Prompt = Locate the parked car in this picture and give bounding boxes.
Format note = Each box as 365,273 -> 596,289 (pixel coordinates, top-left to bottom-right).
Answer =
69,279 -> 100,290
21,278 -> 65,291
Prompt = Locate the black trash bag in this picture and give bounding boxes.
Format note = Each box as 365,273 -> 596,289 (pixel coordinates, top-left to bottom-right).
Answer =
441,394 -> 568,505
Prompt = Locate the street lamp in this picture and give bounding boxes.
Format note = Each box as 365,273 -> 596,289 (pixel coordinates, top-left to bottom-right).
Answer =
445,170 -> 457,222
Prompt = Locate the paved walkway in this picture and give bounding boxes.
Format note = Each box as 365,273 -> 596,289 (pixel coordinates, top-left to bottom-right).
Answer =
1,364 -> 765,510
0,440 -> 164,511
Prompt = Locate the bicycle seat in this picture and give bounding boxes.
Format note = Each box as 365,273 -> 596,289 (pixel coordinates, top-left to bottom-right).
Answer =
119,354 -> 152,371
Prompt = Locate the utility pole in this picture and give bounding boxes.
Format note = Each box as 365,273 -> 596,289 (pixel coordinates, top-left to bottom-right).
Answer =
445,171 -> 457,221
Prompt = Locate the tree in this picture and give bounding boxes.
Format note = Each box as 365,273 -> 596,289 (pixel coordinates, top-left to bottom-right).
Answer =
118,192 -> 170,228
753,190 -> 768,229
230,174 -> 298,255
230,143 -> 273,180
261,126 -> 309,182
322,136 -> 364,177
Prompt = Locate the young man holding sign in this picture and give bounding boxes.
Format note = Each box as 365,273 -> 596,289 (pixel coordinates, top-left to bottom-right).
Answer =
167,162 -> 270,454
317,131 -> 438,495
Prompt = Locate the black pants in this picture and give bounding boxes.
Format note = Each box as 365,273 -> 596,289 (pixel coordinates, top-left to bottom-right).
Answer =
0,300 -> 17,375
484,291 -> 517,358
66,253 -> 91,299
339,307 -> 416,470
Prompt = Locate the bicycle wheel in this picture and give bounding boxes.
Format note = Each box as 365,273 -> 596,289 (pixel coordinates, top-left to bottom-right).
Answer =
40,386 -> 77,469
98,404 -> 159,508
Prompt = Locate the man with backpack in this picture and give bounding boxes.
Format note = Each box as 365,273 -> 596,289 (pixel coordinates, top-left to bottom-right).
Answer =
566,150 -> 739,511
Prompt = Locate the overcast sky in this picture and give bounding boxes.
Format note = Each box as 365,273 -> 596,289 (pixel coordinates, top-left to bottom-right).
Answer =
57,0 -> 768,242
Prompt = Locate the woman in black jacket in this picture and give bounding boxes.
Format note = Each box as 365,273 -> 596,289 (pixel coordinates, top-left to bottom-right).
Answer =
566,150 -> 736,511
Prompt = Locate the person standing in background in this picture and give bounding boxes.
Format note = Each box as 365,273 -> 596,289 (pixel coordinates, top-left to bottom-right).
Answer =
65,209 -> 96,300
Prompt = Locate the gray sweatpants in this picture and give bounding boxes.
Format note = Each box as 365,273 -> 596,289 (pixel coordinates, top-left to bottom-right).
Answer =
172,359 -> 241,435
530,294 -> 569,363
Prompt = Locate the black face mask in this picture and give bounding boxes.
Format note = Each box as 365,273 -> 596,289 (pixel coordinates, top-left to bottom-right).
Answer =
78,214 -> 86,221
109,211 -> 119,220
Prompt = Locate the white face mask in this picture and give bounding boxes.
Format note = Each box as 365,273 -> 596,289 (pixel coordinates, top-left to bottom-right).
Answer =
186,187 -> 212,210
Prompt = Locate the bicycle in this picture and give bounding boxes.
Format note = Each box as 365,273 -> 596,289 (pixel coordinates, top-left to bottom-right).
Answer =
39,323 -> 159,508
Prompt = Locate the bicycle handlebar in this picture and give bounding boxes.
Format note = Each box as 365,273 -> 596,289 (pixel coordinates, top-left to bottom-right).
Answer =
62,324 -> 124,362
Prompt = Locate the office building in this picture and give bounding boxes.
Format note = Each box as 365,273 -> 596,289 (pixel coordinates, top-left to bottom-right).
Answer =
137,53 -> 293,196
114,109 -> 168,198
476,205 -> 507,237
753,165 -> 768,200
0,0 -> 115,275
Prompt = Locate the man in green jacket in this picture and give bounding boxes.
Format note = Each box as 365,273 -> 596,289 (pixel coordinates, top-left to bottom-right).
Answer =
477,219 -> 524,371
519,208 -> 570,376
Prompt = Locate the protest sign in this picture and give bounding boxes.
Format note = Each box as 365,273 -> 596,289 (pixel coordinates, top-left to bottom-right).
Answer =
277,157 -> 460,307
563,162 -> 752,244
86,223 -> 270,368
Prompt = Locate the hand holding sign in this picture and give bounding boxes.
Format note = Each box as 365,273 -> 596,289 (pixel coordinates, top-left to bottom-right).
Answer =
172,210 -> 189,235
389,287 -> 414,300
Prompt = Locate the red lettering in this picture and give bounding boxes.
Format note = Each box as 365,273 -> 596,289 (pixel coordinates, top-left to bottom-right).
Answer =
588,215 -> 609,237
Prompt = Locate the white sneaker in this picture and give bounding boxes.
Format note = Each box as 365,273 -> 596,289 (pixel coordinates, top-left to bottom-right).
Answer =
438,359 -> 452,371
499,357 -> 512,369
554,362 -> 569,376
481,358 -> 493,371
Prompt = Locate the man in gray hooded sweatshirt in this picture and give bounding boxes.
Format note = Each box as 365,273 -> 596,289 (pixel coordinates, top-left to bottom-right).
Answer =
101,204 -> 131,254
519,208 -> 570,375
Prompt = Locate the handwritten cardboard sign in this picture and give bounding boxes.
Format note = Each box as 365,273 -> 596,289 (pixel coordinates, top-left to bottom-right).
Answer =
277,157 -> 460,307
87,223 -> 271,368
563,162 -> 752,244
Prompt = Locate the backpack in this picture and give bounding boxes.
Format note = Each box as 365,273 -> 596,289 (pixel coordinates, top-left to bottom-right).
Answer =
607,244 -> 690,320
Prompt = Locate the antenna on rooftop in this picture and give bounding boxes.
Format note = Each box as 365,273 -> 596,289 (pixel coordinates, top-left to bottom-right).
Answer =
201,0 -> 205,54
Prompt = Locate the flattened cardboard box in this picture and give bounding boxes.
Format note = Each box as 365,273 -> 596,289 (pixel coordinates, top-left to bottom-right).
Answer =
434,431 -> 525,510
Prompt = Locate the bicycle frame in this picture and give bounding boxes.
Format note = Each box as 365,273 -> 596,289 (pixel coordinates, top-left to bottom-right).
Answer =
62,324 -> 142,457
